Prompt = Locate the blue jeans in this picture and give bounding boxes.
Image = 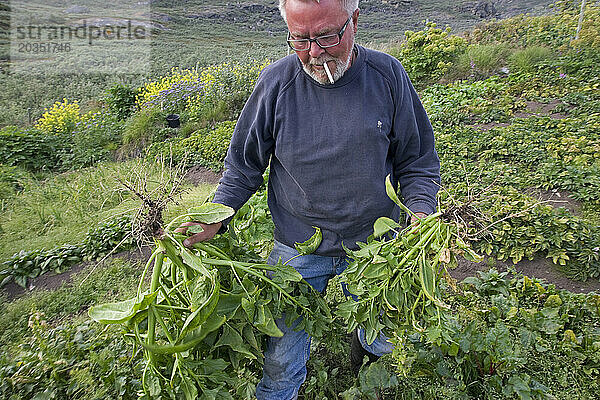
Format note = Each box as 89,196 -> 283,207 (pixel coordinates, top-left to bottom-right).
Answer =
255,240 -> 394,400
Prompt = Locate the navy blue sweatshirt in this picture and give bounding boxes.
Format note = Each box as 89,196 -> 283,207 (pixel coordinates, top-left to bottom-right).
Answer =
213,45 -> 440,256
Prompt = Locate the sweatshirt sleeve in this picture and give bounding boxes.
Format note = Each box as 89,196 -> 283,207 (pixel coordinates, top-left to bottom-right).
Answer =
390,64 -> 441,215
212,71 -> 275,219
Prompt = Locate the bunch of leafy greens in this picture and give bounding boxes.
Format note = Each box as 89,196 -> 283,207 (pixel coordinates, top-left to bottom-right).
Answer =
338,177 -> 481,346
89,202 -> 331,399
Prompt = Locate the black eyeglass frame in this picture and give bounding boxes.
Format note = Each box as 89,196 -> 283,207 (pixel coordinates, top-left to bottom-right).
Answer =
286,16 -> 352,52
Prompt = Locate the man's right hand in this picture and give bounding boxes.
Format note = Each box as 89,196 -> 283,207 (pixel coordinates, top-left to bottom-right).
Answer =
175,221 -> 222,248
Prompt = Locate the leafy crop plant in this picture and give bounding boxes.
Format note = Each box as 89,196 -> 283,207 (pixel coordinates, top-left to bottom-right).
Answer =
89,202 -> 331,399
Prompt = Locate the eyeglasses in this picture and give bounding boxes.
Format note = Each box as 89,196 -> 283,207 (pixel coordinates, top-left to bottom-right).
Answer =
287,16 -> 351,52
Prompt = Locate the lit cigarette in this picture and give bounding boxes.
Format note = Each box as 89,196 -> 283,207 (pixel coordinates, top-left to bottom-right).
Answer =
323,61 -> 334,84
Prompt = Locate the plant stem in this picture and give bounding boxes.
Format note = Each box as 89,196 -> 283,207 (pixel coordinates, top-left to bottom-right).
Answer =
137,248 -> 159,297
146,249 -> 164,364
194,242 -> 231,260
151,305 -> 175,344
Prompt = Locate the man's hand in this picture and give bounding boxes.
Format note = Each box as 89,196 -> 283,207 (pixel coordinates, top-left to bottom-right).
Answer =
409,212 -> 428,232
410,212 -> 428,225
175,221 -> 222,248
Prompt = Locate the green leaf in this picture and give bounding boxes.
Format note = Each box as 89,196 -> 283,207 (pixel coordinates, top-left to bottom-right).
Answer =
352,242 -> 383,259
294,227 -> 322,255
187,203 -> 235,224
32,392 -> 52,400
215,324 -> 256,359
181,247 -> 212,276
373,217 -> 401,238
15,275 -> 27,288
456,237 -> 483,263
385,175 -> 413,216
362,362 -> 399,391
179,273 -> 220,342
236,381 -> 257,400
241,297 -> 256,321
365,326 -> 379,346
448,343 -> 459,356
504,374 -> 532,400
187,224 -> 204,234
255,303 -> 283,337
215,293 -> 243,318
362,262 -> 389,280
147,371 -> 161,396
272,262 -> 303,283
0,274 -> 12,288
89,290 -> 158,324
337,299 -> 359,321
141,313 -> 226,354
181,377 -> 198,400
418,258 -> 436,302
191,275 -> 213,308
242,324 -> 260,351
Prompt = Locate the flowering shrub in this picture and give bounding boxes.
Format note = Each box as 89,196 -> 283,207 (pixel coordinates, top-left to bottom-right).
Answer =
136,60 -> 269,123
35,99 -> 84,136
388,23 -> 467,87
21,100 -> 124,169
104,83 -> 138,121
186,60 -> 269,122
136,67 -> 203,112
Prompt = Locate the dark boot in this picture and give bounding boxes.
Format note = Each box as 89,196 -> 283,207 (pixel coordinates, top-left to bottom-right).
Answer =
350,329 -> 381,377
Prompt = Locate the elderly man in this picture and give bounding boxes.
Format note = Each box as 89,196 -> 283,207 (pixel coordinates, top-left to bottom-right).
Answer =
178,0 -> 440,398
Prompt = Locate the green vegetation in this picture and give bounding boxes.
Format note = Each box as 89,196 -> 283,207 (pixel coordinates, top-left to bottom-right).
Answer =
339,178 -> 481,345
89,202 -> 330,399
1,1 -> 599,399
0,0 -> 558,128
104,83 -> 139,121
147,121 -> 235,171
0,258 -> 145,399
0,162 -> 134,259
387,23 -> 467,86
0,258 -> 142,345
0,125 -> 66,171
386,270 -> 600,400
0,160 -> 216,278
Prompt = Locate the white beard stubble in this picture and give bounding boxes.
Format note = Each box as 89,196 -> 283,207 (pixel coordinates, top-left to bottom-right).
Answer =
302,42 -> 354,85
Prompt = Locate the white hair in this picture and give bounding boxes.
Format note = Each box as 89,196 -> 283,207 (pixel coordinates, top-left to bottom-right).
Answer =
278,0 -> 359,22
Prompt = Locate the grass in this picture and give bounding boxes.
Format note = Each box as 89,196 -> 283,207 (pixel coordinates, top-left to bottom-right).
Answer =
0,161 -> 135,259
448,43 -> 513,80
0,159 -> 217,260
508,45 -> 555,73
